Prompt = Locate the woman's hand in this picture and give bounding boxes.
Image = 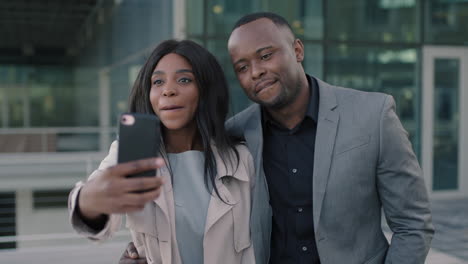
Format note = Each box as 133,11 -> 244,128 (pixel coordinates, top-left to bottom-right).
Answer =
119,242 -> 147,264
78,157 -> 165,221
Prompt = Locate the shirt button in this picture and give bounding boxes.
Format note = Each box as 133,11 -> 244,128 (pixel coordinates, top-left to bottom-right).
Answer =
292,168 -> 298,173
302,246 -> 308,251
297,207 -> 303,213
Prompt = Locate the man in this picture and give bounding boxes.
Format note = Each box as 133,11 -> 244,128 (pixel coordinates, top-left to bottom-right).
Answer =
121,12 -> 434,264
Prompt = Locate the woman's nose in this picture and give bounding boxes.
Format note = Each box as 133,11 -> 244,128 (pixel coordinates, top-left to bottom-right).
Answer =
162,87 -> 176,97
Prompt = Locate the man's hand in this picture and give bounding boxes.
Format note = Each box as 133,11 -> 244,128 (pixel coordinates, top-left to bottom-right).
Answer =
78,157 -> 165,221
119,242 -> 147,264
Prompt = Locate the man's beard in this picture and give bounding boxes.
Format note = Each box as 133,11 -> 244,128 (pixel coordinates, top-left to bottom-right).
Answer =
257,81 -> 301,111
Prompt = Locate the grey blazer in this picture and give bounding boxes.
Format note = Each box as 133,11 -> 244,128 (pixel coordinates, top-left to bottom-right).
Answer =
226,77 -> 434,264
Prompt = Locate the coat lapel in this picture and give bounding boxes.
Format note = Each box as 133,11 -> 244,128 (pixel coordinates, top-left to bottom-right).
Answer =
313,79 -> 339,233
204,179 -> 235,233
153,168 -> 173,264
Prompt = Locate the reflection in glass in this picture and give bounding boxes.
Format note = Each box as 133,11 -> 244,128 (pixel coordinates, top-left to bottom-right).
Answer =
425,0 -> 468,44
186,0 -> 204,36
433,58 -> 459,190
202,0 -> 322,39
206,39 -> 251,115
56,133 -> 100,152
326,45 -> 420,156
0,131 -> 103,153
0,96 -> 3,126
303,44 -> 323,79
327,0 -> 419,43
266,0 -> 323,39
0,192 -> 16,249
206,0 -> 260,36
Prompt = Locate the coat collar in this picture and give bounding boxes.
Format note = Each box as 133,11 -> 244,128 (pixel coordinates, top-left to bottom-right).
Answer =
211,141 -> 249,183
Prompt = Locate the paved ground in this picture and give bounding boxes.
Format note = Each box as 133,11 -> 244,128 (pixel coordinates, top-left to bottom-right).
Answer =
430,197 -> 468,262
383,197 -> 468,264
0,197 -> 467,263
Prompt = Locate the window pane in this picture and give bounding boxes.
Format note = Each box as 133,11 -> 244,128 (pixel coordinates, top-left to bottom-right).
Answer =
56,132 -> 100,152
186,0 -> 205,36
0,192 -> 16,249
303,44 -> 323,79
206,0 -> 261,37
33,189 -> 69,209
327,0 -> 420,43
0,96 -> 3,127
433,58 -> 459,190
206,39 -> 252,115
267,0 -> 323,39
72,67 -> 100,127
425,0 -> 468,44
204,0 -> 323,39
326,45 -> 421,156
110,64 -> 133,127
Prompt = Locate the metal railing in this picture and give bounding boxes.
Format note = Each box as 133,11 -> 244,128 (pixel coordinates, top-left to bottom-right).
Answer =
0,126 -> 116,153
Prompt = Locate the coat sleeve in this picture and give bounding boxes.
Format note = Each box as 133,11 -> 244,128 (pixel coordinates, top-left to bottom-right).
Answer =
68,140 -> 122,241
376,95 -> 435,263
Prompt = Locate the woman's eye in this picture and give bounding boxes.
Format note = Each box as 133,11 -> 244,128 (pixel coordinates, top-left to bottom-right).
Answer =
178,77 -> 192,83
153,79 -> 163,85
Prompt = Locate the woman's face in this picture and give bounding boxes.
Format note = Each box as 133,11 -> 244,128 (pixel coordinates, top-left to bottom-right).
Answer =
150,53 -> 199,132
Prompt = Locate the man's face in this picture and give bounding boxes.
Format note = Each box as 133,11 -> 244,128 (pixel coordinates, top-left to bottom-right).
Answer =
228,18 -> 305,109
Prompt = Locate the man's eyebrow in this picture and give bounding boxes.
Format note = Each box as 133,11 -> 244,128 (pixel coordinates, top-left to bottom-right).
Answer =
256,46 -> 273,54
233,46 -> 274,66
233,58 -> 246,66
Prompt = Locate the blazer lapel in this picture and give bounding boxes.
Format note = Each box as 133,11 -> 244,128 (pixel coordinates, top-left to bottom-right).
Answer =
243,105 -> 264,181
313,79 -> 339,234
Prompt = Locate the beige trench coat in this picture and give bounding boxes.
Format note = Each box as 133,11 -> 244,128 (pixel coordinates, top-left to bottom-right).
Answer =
69,141 -> 256,264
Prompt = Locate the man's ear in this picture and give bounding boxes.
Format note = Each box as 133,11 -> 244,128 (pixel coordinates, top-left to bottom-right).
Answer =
294,39 -> 305,62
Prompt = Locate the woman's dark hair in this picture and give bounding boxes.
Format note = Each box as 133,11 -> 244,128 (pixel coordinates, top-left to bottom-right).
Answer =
128,39 -> 240,201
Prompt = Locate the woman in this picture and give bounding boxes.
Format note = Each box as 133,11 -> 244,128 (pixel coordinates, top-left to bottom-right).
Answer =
68,40 -> 255,264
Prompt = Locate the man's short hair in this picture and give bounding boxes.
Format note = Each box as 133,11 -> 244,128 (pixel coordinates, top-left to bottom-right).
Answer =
232,12 -> 294,34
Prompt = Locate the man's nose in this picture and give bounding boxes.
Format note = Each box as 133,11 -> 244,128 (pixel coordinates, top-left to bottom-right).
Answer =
251,62 -> 265,80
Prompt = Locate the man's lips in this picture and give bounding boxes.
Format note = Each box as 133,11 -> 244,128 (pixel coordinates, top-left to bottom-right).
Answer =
254,79 -> 277,95
160,105 -> 183,111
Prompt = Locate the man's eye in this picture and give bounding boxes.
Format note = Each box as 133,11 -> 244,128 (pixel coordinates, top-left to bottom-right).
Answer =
237,65 -> 248,73
261,53 -> 272,60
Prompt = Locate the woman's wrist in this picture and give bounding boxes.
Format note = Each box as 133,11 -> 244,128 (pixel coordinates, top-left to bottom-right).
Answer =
76,188 -> 108,230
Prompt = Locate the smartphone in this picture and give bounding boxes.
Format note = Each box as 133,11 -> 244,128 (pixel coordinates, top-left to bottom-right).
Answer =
117,113 -> 161,178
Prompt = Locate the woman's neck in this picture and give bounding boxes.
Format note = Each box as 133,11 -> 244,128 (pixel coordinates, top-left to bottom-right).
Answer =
164,123 -> 202,153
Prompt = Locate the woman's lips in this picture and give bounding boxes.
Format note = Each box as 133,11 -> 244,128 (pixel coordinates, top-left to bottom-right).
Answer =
160,105 -> 183,111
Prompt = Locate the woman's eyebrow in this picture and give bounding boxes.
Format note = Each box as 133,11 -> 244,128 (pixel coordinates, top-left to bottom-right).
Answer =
152,69 -> 193,75
176,69 -> 193,74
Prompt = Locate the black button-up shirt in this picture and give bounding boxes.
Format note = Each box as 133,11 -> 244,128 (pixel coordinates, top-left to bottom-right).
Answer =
262,75 -> 320,264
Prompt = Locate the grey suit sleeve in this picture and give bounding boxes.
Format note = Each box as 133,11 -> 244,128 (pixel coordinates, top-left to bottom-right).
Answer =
377,95 -> 434,264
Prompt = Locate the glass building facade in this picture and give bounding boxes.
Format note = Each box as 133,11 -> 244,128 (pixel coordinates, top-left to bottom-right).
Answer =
186,0 -> 468,193
0,0 -> 467,255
